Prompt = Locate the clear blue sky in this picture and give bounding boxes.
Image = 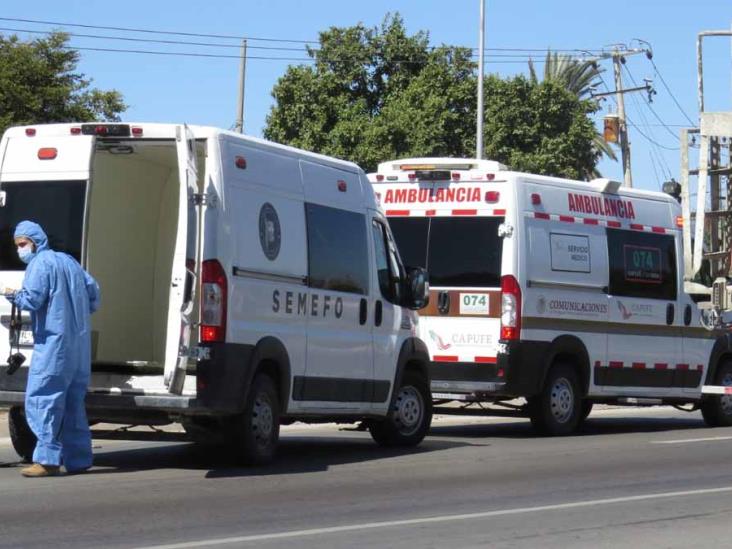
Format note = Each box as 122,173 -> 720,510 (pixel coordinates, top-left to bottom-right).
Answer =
2,1 -> 729,191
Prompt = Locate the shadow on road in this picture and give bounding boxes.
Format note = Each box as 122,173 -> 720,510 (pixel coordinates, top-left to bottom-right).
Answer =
90,432 -> 481,478
429,414 -> 714,439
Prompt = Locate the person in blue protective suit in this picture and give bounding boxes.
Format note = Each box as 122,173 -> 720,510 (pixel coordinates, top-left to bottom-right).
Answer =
4,221 -> 100,477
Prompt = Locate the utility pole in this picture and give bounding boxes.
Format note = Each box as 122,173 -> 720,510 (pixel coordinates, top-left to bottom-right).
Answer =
612,50 -> 632,188
234,39 -> 247,134
476,0 -> 485,159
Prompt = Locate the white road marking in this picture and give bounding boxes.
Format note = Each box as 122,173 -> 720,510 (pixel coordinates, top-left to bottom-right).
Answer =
652,435 -> 732,444
138,485 -> 732,549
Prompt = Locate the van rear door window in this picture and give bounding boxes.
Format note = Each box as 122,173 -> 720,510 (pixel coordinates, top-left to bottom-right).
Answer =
388,216 -> 503,288
0,180 -> 86,270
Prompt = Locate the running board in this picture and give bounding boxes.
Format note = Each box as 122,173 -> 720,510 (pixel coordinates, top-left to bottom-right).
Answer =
701,385 -> 732,395
617,397 -> 663,406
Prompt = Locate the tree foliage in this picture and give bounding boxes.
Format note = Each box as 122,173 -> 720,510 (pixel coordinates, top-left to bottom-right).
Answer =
265,14 -> 601,179
0,32 -> 126,135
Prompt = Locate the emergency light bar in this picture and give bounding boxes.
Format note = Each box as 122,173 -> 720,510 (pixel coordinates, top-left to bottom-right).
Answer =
399,163 -> 474,171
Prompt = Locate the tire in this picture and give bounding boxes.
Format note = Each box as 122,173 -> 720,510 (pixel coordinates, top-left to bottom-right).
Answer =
8,406 -> 35,463
528,363 -> 581,436
580,400 -> 594,422
701,360 -> 732,427
369,371 -> 432,447
227,373 -> 280,465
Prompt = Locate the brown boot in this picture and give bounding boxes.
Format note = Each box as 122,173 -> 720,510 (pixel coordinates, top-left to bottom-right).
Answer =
21,463 -> 61,477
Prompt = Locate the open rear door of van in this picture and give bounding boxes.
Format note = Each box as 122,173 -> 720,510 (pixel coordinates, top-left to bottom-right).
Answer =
164,124 -> 200,394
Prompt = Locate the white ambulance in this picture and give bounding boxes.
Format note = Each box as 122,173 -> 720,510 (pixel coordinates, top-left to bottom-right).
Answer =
368,157 -> 732,435
0,123 -> 432,463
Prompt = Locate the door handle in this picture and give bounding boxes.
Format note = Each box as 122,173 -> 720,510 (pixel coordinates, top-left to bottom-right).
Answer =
437,291 -> 450,315
375,300 -> 383,327
684,304 -> 692,326
359,298 -> 368,326
666,303 -> 675,325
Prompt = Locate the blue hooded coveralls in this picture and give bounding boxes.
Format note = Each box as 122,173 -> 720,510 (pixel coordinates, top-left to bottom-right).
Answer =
9,221 -> 100,470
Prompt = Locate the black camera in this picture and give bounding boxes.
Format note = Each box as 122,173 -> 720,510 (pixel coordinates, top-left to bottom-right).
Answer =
6,352 -> 25,375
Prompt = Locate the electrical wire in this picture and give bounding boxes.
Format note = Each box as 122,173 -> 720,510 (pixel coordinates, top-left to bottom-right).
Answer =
648,56 -> 696,126
623,63 -> 679,141
0,16 -> 608,55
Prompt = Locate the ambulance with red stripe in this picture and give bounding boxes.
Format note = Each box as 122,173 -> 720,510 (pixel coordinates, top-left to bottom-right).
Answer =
369,158 -> 732,435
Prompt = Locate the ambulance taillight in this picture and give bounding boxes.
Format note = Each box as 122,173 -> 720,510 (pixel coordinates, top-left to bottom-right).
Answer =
500,275 -> 522,341
201,259 -> 227,343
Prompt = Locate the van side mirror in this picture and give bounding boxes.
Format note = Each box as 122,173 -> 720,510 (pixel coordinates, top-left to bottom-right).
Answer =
405,267 -> 429,310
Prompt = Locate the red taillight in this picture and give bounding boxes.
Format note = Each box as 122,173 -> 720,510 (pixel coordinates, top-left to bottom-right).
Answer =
337,180 -> 347,192
70,127 -> 81,135
25,128 -> 36,137
37,148 -> 57,160
500,275 -> 521,341
235,156 -> 247,169
131,126 -> 143,137
376,174 -> 384,182
486,173 -> 495,181
407,173 -> 417,182
452,172 -> 461,181
201,259 -> 227,343
485,191 -> 500,203
531,193 -> 542,205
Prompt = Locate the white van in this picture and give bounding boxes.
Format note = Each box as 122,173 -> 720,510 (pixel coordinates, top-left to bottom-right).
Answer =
369,158 -> 732,435
0,123 -> 432,463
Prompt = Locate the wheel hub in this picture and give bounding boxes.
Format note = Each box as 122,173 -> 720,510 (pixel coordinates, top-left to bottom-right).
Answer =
394,386 -> 423,435
252,395 -> 274,443
550,377 -> 574,424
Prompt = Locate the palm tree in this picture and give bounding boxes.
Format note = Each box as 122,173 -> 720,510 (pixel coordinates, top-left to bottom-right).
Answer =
529,51 -> 617,176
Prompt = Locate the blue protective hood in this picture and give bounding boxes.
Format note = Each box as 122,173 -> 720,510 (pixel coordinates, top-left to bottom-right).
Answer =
14,220 -> 50,252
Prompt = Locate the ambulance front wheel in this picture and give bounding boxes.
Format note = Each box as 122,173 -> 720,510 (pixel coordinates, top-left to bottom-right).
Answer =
369,371 -> 432,447
8,406 -> 35,463
528,363 -> 581,436
701,360 -> 732,427
228,372 -> 281,465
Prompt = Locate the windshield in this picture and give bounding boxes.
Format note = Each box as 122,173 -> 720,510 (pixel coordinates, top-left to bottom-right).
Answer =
388,216 -> 504,288
0,180 -> 86,270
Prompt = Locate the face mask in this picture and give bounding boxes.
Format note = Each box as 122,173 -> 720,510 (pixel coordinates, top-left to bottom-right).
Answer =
17,247 -> 34,264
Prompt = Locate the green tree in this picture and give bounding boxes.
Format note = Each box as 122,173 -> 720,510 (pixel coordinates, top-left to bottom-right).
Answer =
265,14 -> 601,179
530,51 -> 617,171
0,32 -> 126,135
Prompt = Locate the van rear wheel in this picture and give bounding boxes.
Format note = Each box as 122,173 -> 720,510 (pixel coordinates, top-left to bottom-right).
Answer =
226,373 -> 280,465
701,361 -> 732,427
369,371 -> 432,447
528,363 -> 581,436
8,406 -> 35,463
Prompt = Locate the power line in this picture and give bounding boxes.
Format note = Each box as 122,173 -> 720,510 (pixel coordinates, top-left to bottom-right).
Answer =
648,56 -> 696,126
622,64 -> 679,141
0,16 -> 608,55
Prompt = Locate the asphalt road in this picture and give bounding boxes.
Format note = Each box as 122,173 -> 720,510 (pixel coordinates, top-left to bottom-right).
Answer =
1,407 -> 732,548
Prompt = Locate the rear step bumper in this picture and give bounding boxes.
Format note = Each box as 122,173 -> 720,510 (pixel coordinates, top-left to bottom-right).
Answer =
0,390 -> 224,415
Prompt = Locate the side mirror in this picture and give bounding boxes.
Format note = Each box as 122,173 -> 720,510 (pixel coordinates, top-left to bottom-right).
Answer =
405,267 -> 429,310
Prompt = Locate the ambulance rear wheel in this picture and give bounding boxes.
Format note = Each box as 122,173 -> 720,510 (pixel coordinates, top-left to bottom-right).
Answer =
228,373 -> 280,465
8,406 -> 35,463
369,371 -> 432,447
529,364 -> 581,436
701,361 -> 732,427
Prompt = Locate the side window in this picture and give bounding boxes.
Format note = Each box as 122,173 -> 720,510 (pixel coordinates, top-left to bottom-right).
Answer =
306,203 -> 369,295
606,228 -> 677,300
372,220 -> 403,304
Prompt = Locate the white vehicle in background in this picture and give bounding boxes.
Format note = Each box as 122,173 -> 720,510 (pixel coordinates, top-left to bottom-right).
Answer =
369,158 -> 732,435
0,123 -> 432,463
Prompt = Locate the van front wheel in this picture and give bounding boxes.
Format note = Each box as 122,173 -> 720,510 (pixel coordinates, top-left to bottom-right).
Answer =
369,371 -> 432,447
701,361 -> 732,427
528,364 -> 581,436
227,373 -> 280,465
